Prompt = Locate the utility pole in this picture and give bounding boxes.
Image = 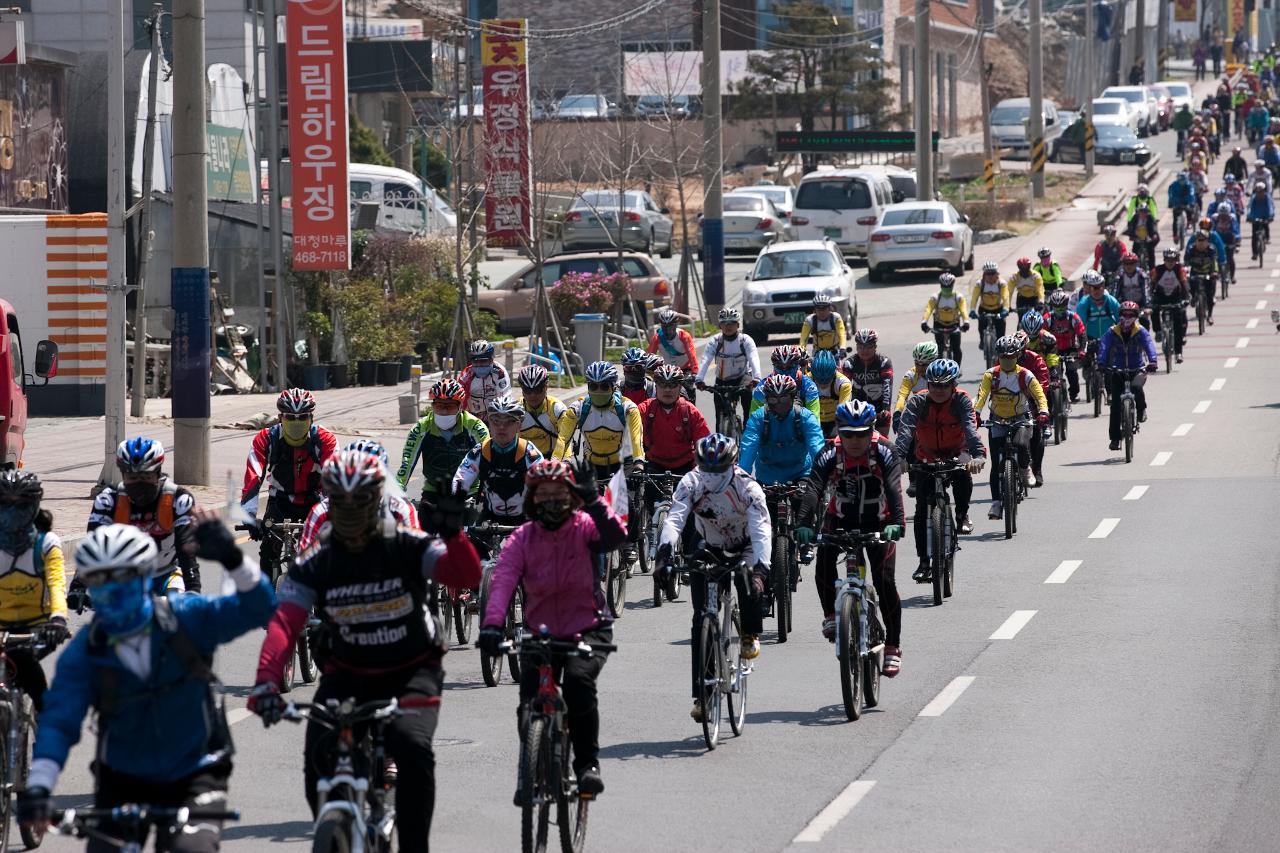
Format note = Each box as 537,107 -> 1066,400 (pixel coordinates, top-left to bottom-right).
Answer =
914,0 -> 933,200
130,4 -> 162,418
1028,0 -> 1045,199
250,0 -> 268,390
97,0 -> 128,491
265,0 -> 288,391
978,0 -> 996,208
1155,0 -> 1168,82
701,0 -> 724,315
1134,0 -> 1146,80
171,0 -> 211,485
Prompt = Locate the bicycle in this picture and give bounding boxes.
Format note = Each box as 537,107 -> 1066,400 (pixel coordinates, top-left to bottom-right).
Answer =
282,696 -> 425,853
1190,273 -> 1210,336
50,805 -> 240,852
1251,218 -> 1269,268
928,325 -> 960,362
1047,361 -> 1069,444
1157,304 -> 1182,373
502,630 -> 616,853
1219,242 -> 1235,297
703,384 -> 750,442
1108,367 -> 1147,464
1172,205 -> 1191,245
238,520 -> 316,691
761,482 -> 803,643
985,417 -> 1031,540
909,460 -> 962,607
0,633 -> 44,852
1083,341 -> 1106,419
976,312 -> 1000,368
817,531 -> 887,722
684,548 -> 751,749
627,470 -> 682,607
473,523 -> 524,687
430,575 -> 476,648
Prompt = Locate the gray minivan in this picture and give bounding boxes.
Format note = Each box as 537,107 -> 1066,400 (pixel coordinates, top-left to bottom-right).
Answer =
989,97 -> 1065,161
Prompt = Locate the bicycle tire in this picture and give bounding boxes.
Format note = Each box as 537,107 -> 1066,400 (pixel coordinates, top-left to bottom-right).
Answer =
520,716 -> 552,853
771,536 -> 790,643
557,724 -> 589,853
1163,328 -> 1173,374
605,552 -> 627,619
837,592 -> 862,720
725,598 -> 747,737
507,588 -> 524,683
930,504 -> 945,606
16,700 -> 40,851
1003,458 -> 1016,540
1221,269 -> 1230,300
1196,292 -> 1206,335
1091,371 -> 1102,418
437,585 -> 455,648
479,563 -> 502,687
633,500 -> 651,577
1123,397 -> 1135,464
275,574 -> 297,693
699,614 -> 722,749
454,596 -> 473,646
943,503 -> 956,599
863,600 -> 884,710
649,506 -> 667,608
311,811 -> 355,853
297,626 -> 318,684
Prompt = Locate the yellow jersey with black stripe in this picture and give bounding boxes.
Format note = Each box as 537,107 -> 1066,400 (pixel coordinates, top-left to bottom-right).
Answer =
553,394 -> 646,466
975,365 -> 1048,420
520,394 -> 568,458
811,373 -> 853,425
0,532 -> 67,626
922,290 -> 968,326
799,312 -> 847,352
971,276 -> 1009,312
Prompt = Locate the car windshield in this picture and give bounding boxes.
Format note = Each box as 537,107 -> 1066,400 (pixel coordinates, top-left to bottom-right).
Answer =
753,249 -> 839,280
573,191 -> 639,210
795,179 -> 870,210
1093,101 -> 1122,115
1097,125 -> 1136,142
737,188 -> 788,206
725,196 -> 765,212
560,96 -> 599,109
1105,89 -> 1144,103
888,175 -> 917,198
1163,83 -> 1191,98
881,207 -> 944,226
990,106 -> 1030,125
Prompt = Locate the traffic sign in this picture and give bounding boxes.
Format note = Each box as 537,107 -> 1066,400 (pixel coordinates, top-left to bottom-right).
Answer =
774,130 -> 941,153
983,159 -> 996,190
1085,121 -> 1096,152
1031,137 -> 1047,173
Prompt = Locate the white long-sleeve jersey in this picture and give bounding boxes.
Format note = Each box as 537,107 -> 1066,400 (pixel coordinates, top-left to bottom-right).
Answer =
695,332 -> 762,385
660,469 -> 771,569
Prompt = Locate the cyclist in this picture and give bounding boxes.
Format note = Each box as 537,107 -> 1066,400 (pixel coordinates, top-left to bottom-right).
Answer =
1167,171 -> 1199,228
751,344 -> 822,418
398,379 -> 490,533
1247,179 -> 1275,259
1044,289 -> 1088,402
740,374 -> 825,485
920,272 -> 970,366
799,293 -> 848,356
0,472 -> 69,714
1183,229 -> 1220,326
300,440 -> 419,551
647,307 -> 699,398
1077,270 -> 1123,379
639,364 -> 710,519
695,307 -> 762,428
1098,301 -> 1159,451
795,401 -> 905,675
1125,183 -> 1159,220
249,451 -> 481,850
620,347 -> 655,405
21,518 -> 275,850
555,362 -> 646,482
479,458 -> 625,796
1206,187 -> 1232,218
241,389 -> 338,580
811,350 -> 853,438
655,434 -> 770,721
1151,247 -> 1191,363
895,359 -> 986,580
1031,247 -> 1065,294
458,339 -> 511,424
842,328 -> 894,434
516,364 -> 568,459
1212,201 -> 1241,284
1015,316 -> 1055,485
975,336 -> 1048,518
1250,158 -> 1273,196
1125,205 -> 1161,269
1111,252 -> 1153,329
454,395 -> 545,530
88,436 -> 201,595
969,260 -> 1011,346
1091,225 -> 1129,279
1259,134 -> 1280,181
893,341 -> 939,434
1224,173 -> 1247,215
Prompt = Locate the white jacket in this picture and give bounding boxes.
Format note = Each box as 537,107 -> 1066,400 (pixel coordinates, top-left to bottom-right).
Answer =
695,332 -> 762,384
660,469 -> 771,569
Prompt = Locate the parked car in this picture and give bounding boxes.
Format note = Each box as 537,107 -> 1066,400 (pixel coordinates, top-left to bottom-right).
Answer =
1101,86 -> 1161,136
1091,98 -> 1142,136
866,201 -> 974,282
0,299 -> 56,468
790,169 -> 896,259
741,239 -> 857,340
989,97 -> 1066,160
562,189 -> 675,257
1057,124 -> 1152,165
633,95 -> 698,118
716,193 -> 789,256
556,94 -> 619,120
729,183 -> 796,220
1156,80 -> 1195,112
477,251 -> 672,334
851,164 -> 919,202
349,163 -> 456,234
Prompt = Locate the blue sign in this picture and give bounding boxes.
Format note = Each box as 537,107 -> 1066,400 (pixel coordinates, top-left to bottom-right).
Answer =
702,218 -> 725,307
171,267 -> 211,419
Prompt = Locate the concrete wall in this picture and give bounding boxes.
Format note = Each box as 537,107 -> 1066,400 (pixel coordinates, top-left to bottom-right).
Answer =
882,6 -> 988,139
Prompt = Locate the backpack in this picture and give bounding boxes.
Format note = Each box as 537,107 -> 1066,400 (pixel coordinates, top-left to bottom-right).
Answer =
481,437 -> 528,464
761,405 -> 805,445
988,364 -> 1033,395
112,480 -> 179,533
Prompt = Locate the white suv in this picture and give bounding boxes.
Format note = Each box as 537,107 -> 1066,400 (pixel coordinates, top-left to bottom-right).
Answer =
741,239 -> 857,341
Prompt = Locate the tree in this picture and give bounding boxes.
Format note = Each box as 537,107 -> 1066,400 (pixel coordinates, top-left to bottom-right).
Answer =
349,115 -> 394,166
414,138 -> 450,191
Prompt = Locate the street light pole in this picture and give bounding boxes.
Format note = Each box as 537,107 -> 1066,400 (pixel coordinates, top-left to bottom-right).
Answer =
913,0 -> 933,200
1085,0 -> 1095,178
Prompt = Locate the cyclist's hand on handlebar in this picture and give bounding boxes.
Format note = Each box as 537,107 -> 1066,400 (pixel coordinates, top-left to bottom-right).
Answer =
793,526 -> 815,545
883,524 -> 905,542
477,626 -> 504,657
696,381 -> 707,391
241,517 -> 263,541
191,508 -> 244,568
965,457 -> 987,475
1146,362 -> 1159,373
248,682 -> 286,727
968,310 -> 978,319
999,308 -> 1009,318
36,617 -> 69,649
961,322 -> 971,333
1036,412 -> 1049,425
921,321 -> 931,333
16,786 -> 49,832
750,563 -> 768,596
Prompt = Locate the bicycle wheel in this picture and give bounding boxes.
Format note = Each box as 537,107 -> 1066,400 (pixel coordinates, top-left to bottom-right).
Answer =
437,586 -> 455,648
837,592 -> 862,720
1221,268 -> 1230,300
312,811 -> 355,853
275,574 -> 297,693
771,536 -> 790,643
943,506 -> 956,599
1003,458 -> 1016,540
0,716 -> 10,853
649,506 -> 667,608
605,552 -> 627,619
454,594 -> 474,646
633,500 -> 651,577
557,724 -> 590,853
1123,397 -> 1135,464
862,601 -> 884,710
507,589 -> 524,683
1163,329 -> 1173,374
296,624 -> 318,684
725,597 -> 747,737
1091,371 -> 1102,418
1196,292 -> 1206,335
930,504 -> 945,606
699,614 -> 723,749
520,716 -> 552,853
479,563 -> 503,687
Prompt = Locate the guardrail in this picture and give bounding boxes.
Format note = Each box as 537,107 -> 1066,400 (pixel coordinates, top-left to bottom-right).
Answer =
1096,189 -> 1127,230
1137,151 -> 1162,186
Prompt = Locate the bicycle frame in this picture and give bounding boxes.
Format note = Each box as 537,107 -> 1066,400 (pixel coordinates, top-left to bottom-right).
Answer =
824,533 -> 884,662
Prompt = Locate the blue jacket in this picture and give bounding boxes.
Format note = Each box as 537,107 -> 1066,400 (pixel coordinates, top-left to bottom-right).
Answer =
1167,179 -> 1197,209
1210,210 -> 1241,240
1184,230 -> 1228,264
738,405 -> 825,485
1247,107 -> 1270,130
750,373 -> 822,420
35,578 -> 276,783
1248,192 -> 1275,221
1098,324 -> 1158,370
1259,144 -> 1280,166
1077,293 -> 1122,341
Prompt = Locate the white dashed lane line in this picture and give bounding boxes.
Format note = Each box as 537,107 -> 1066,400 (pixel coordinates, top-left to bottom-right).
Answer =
792,781 -> 878,844
1045,560 -> 1083,584
1123,485 -> 1149,500
990,610 -> 1037,640
1271,270 -> 1279,278
1193,400 -> 1212,413
918,676 -> 976,717
1225,357 -> 1239,368
1210,378 -> 1227,391
1172,423 -> 1194,437
1236,338 -> 1250,349
1151,451 -> 1173,466
1089,518 -> 1121,538
1269,283 -> 1278,291
1257,300 -> 1269,310
1247,318 -> 1260,329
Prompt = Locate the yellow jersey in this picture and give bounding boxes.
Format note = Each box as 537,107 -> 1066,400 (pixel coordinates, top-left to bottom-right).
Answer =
894,367 -> 928,415
0,532 -> 67,626
554,394 -> 646,467
799,312 -> 847,352
922,290 -> 968,326
811,372 -> 853,425
520,394 -> 568,458
1005,271 -> 1045,303
975,365 -> 1048,420
971,276 -> 1009,312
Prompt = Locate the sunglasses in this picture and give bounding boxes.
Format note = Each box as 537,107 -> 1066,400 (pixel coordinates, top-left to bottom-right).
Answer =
764,395 -> 793,406
655,381 -> 682,389
837,428 -> 872,437
586,382 -> 614,392
281,413 -> 311,422
927,381 -> 954,390
82,567 -> 143,588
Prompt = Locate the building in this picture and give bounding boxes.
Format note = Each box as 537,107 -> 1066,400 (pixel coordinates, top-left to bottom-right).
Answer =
882,0 -> 988,137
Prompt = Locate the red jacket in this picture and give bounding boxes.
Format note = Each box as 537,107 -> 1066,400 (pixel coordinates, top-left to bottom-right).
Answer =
647,328 -> 699,374
241,424 -> 338,514
1018,349 -> 1049,388
638,397 -> 710,469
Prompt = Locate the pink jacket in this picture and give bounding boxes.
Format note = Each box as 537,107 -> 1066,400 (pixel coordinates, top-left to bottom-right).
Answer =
483,502 -> 626,638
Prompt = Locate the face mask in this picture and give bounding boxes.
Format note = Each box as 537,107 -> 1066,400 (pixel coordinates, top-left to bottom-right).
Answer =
532,499 -> 573,530
472,365 -> 492,378
590,391 -> 614,408
93,576 -> 153,638
624,370 -> 645,386
330,498 -> 380,546
0,505 -> 37,555
1120,316 -> 1137,331
721,331 -> 738,340
124,480 -> 161,506
434,413 -> 458,431
780,367 -> 798,380
699,468 -> 734,493
282,420 -> 311,446
999,357 -> 1018,372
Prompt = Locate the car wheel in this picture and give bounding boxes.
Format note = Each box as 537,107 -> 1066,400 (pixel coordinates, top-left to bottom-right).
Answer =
644,230 -> 654,256
964,248 -> 975,271
745,324 -> 767,343
659,233 -> 673,259
950,261 -> 965,277
868,266 -> 885,283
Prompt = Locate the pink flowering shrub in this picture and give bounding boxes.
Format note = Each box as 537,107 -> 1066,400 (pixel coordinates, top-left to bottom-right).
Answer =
547,271 -> 633,326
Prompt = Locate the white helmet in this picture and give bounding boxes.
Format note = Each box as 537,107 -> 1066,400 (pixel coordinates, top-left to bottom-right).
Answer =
75,524 -> 158,583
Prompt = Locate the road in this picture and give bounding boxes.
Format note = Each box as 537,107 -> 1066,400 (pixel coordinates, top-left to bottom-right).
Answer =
28,91 -> 1280,852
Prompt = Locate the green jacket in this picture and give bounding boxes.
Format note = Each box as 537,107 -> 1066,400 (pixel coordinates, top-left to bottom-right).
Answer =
1126,195 -> 1159,221
1172,108 -> 1195,132
396,410 -> 490,493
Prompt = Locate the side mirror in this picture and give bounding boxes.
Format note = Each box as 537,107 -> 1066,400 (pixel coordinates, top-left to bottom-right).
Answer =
743,271 -> 753,280
34,340 -> 58,382
660,207 -> 671,215
961,213 -> 970,223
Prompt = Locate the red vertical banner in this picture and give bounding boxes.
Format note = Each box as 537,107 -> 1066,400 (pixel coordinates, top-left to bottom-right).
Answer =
286,0 -> 351,270
482,19 -> 532,248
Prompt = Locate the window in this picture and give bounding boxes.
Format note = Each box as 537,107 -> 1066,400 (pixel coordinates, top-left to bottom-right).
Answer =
795,179 -> 872,211
8,317 -> 22,385
888,174 -> 917,200
621,259 -> 651,277
725,196 -> 764,212
752,249 -> 839,280
561,259 -> 617,276
881,207 -> 944,226
350,180 -> 375,200
1093,102 -> 1122,115
384,182 -> 420,200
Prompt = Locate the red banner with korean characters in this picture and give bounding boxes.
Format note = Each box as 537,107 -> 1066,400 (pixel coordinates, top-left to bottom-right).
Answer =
482,19 -> 532,248
286,0 -> 351,270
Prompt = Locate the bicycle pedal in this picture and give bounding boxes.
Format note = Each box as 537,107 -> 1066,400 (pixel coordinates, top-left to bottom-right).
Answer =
579,792 -> 597,802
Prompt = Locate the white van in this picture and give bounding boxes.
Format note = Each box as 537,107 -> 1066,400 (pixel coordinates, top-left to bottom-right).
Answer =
791,169 -> 895,258
348,163 -> 457,235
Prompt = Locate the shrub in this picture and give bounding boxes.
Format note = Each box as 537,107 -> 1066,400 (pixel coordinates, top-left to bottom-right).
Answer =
547,271 -> 633,328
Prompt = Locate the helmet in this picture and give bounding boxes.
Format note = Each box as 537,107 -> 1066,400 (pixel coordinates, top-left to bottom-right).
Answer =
469,339 -> 495,360
1218,202 -> 1235,215
517,364 -> 549,389
1119,300 -> 1141,315
1016,256 -> 1032,271
1215,187 -> 1227,198
76,524 -> 157,583
429,379 -> 466,402
1163,247 -> 1180,260
345,438 -> 390,466
115,436 -> 164,473
995,334 -> 1023,357
834,400 -> 877,433
761,373 -> 798,399
1020,311 -> 1045,335
981,261 -> 999,274
1199,217 -> 1212,230
852,328 -> 878,346
657,307 -> 678,325
771,344 -> 802,369
584,361 -> 617,385
487,394 -> 525,419
1137,183 -> 1150,195
694,433 -> 739,473
277,388 -> 316,415
1257,160 -> 1267,168
1257,181 -> 1269,192
320,448 -> 386,497
810,350 -> 837,382
620,346 -> 646,366
939,272 -> 957,288
1121,252 -> 1138,264
812,293 -> 833,308
1177,170 -> 1188,180
1081,269 -> 1105,287
912,341 -> 939,362
923,358 -> 961,385
1037,246 -> 1053,259
523,459 -> 576,504
1103,224 -> 1117,237
0,470 -> 42,505
1226,173 -> 1238,184
718,307 -> 740,324
1048,290 -> 1070,309
653,364 -> 685,384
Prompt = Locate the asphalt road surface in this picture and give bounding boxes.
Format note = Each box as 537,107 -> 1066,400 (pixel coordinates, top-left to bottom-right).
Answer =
28,128 -> 1280,852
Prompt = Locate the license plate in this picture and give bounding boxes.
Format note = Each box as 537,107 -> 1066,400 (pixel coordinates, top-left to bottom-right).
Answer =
824,227 -> 841,239
727,238 -> 749,248
1120,152 -> 1136,163
896,234 -> 928,243
784,311 -> 806,325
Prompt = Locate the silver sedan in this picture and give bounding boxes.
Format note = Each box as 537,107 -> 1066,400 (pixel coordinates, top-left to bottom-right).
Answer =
561,190 -> 675,258
866,201 -> 974,282
720,193 -> 789,255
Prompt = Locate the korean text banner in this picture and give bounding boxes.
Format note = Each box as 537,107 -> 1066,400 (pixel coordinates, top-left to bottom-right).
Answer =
482,19 -> 532,248
286,0 -> 351,270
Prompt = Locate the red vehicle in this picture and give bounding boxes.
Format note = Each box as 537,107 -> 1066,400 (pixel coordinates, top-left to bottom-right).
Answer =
0,299 -> 58,468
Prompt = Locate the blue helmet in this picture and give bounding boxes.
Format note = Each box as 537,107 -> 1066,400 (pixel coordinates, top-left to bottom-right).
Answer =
620,347 -> 646,366
810,350 -> 837,382
585,361 -> 617,385
924,358 -> 961,385
1020,311 -> 1045,335
834,400 -> 876,433
695,433 -> 739,473
115,437 -> 165,474
345,438 -> 390,466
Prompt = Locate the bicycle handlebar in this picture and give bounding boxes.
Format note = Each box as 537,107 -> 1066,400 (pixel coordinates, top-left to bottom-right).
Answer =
816,531 -> 885,547
280,696 -> 412,727
468,523 -> 521,537
0,632 -> 45,653
909,459 -> 964,474
498,631 -> 618,658
52,806 -> 241,837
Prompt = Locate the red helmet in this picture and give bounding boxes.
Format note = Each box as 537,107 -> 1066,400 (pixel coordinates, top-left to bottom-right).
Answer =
429,379 -> 466,402
1016,257 -> 1032,271
1121,252 -> 1139,264
321,448 -> 386,496
524,458 -> 576,490
1119,300 -> 1141,315
277,388 -> 316,415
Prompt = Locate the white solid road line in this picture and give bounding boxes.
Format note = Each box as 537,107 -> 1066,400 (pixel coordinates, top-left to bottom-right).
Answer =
1210,378 -> 1227,391
1089,518 -> 1121,539
1257,300 -> 1268,310
990,610 -> 1038,640
1247,318 -> 1260,329
1151,451 -> 1173,466
918,676 -> 976,717
1236,337 -> 1250,349
1172,423 -> 1194,436
227,708 -> 254,726
1045,559 -> 1083,584
1193,400 -> 1212,413
1225,357 -> 1240,368
1123,485 -> 1149,501
793,781 -> 877,843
